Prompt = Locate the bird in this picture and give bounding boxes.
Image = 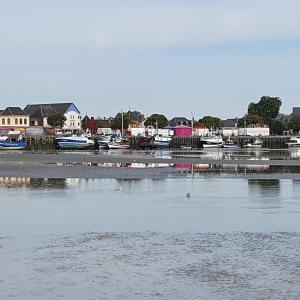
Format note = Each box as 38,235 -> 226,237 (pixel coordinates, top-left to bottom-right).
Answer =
186,193 -> 191,199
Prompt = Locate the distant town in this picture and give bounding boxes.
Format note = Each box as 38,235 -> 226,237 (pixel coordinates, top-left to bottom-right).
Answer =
0,96 -> 299,139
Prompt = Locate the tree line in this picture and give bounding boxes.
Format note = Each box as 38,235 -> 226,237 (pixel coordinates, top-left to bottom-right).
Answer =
47,95 -> 300,135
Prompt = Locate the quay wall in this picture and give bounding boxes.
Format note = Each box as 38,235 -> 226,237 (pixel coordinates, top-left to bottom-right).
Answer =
22,135 -> 291,151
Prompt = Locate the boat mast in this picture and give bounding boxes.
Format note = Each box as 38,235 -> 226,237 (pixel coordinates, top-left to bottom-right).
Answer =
121,109 -> 124,138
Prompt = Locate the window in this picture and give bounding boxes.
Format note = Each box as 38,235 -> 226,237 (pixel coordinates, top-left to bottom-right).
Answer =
20,118 -> 23,125
7,118 -> 10,125
15,119 -> 18,125
24,118 -> 27,125
2,118 -> 5,125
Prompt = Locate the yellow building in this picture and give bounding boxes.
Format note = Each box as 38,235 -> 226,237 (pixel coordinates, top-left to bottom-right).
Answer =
0,107 -> 29,130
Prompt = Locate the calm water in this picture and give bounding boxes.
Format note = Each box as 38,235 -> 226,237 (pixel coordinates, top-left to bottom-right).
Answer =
1,177 -> 300,299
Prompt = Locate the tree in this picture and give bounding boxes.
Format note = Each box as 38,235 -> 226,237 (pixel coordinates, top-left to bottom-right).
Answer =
238,113 -> 264,127
144,114 -> 168,128
288,115 -> 300,133
270,120 -> 286,135
111,112 -> 130,130
199,116 -> 223,129
96,118 -> 111,128
247,96 -> 282,125
47,114 -> 67,128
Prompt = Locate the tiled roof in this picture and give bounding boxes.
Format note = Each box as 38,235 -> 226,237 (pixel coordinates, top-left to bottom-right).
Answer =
0,107 -> 28,116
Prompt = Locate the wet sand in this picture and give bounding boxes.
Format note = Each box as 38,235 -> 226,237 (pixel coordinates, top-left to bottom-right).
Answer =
0,151 -> 300,166
0,152 -> 300,179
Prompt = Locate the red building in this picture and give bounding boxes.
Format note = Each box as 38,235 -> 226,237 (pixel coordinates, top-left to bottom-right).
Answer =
173,125 -> 192,137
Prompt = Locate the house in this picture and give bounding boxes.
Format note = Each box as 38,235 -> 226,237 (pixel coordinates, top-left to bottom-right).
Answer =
0,107 -> 29,130
82,115 -> 97,134
293,107 -> 300,117
169,117 -> 191,127
24,103 -> 82,131
128,110 -> 145,123
219,118 -> 239,137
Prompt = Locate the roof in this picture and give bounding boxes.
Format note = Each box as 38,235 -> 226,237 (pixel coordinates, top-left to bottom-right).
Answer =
222,118 -> 238,127
293,107 -> 300,117
0,107 -> 28,116
24,103 -> 78,116
30,105 -> 59,119
169,117 -> 191,127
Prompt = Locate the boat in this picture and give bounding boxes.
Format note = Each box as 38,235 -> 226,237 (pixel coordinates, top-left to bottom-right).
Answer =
201,135 -> 223,148
107,138 -> 130,150
0,134 -> 26,150
286,136 -> 300,148
223,138 -> 239,149
97,135 -> 112,149
243,137 -> 263,148
55,134 -> 95,149
151,135 -> 172,148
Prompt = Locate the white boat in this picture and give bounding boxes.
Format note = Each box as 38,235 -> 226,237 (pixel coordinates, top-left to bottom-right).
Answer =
286,137 -> 300,148
97,135 -> 112,149
201,135 -> 223,148
151,135 -> 172,148
55,134 -> 95,149
223,138 -> 239,149
243,137 -> 263,148
108,142 -> 130,149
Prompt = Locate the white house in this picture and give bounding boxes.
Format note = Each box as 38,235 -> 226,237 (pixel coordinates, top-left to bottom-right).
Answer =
24,103 -> 82,131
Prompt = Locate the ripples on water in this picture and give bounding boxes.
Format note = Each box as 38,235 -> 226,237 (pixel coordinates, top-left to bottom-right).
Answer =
1,177 -> 300,299
1,232 -> 300,299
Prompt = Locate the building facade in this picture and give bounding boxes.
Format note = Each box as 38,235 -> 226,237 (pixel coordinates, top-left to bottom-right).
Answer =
0,107 -> 29,131
24,103 -> 82,131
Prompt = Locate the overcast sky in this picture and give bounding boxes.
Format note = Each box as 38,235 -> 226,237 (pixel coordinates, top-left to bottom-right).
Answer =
0,0 -> 300,119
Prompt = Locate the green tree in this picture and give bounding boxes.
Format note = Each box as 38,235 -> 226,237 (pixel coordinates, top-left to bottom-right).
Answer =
47,114 -> 67,128
111,112 -> 130,130
199,116 -> 223,129
288,115 -> 300,133
270,120 -> 286,135
96,118 -> 111,128
144,114 -> 168,128
238,113 -> 265,127
247,96 -> 282,125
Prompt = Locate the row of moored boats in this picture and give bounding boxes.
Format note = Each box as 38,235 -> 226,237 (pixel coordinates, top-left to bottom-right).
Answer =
1,132 -> 300,150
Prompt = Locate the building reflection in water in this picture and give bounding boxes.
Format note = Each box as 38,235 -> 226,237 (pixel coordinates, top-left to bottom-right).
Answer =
0,177 -> 79,189
248,179 -> 281,200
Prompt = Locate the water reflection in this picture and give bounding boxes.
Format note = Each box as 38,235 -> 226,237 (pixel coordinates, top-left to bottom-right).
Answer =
0,177 -> 80,189
248,179 -> 281,200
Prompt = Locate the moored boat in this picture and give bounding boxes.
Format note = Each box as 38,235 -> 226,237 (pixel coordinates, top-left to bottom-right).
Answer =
55,134 -> 95,149
201,135 -> 223,148
223,138 -> 239,149
151,135 -> 172,148
0,134 -> 26,150
243,137 -> 263,148
286,136 -> 300,148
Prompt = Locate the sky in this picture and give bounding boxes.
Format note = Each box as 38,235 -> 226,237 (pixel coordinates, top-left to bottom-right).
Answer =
0,0 -> 300,120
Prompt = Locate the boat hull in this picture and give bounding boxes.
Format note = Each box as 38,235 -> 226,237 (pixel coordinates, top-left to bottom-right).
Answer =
243,144 -> 263,149
108,143 -> 130,150
287,143 -> 300,148
202,142 -> 223,148
0,142 -> 26,150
